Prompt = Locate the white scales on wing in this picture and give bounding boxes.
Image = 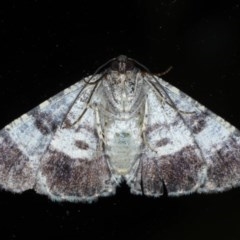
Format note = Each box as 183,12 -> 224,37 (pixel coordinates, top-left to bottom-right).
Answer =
0,55 -> 240,202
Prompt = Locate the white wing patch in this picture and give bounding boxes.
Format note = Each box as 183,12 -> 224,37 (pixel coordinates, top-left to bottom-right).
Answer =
149,76 -> 240,193
1,55 -> 240,202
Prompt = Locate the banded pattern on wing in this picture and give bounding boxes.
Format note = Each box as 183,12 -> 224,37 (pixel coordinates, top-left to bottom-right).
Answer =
36,83 -> 117,202
155,77 -> 240,193
36,150 -> 114,202
128,155 -> 164,197
0,76 -> 95,193
128,83 -> 206,196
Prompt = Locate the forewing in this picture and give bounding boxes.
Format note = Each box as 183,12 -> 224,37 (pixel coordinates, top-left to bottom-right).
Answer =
0,76 -> 96,193
128,80 -> 206,196
146,75 -> 240,194
35,80 -> 117,202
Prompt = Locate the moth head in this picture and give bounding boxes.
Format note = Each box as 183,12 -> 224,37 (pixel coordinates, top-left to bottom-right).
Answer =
110,55 -> 135,74
85,55 -> 149,85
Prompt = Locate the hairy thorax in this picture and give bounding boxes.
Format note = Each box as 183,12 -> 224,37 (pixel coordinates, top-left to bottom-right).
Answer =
102,70 -> 145,116
99,70 -> 145,175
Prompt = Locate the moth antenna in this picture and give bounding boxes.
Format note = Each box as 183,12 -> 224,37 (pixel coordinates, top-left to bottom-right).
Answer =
128,57 -> 151,72
84,57 -> 116,84
129,57 -> 173,79
157,66 -> 173,77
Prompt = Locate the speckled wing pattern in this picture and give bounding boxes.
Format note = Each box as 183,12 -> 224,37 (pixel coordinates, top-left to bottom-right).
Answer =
161,77 -> 240,193
128,74 -> 240,197
0,55 -> 240,202
0,75 -> 116,202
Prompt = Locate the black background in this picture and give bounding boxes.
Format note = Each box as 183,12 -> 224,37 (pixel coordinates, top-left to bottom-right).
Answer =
1,1 -> 240,239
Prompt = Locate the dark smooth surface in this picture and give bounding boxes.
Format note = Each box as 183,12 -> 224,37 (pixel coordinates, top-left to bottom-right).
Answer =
1,1 -> 240,239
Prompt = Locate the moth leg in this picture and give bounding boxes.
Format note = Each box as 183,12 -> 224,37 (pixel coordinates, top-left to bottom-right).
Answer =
94,104 -> 106,151
142,99 -> 158,153
93,105 -> 120,182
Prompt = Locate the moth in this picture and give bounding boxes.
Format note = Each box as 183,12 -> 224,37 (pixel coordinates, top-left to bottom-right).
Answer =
0,55 -> 240,203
